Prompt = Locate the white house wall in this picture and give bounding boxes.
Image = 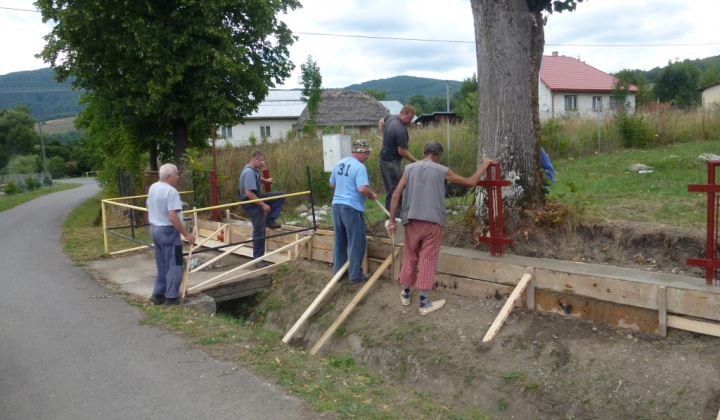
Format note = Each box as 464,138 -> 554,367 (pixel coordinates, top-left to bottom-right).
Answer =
539,81 -> 635,119
702,84 -> 720,109
219,118 -> 297,147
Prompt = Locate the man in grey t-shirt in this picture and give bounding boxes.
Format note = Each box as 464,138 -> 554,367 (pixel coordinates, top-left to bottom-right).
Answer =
387,141 -> 492,315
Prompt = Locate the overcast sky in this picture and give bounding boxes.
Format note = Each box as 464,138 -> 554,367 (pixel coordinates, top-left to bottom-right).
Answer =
1,0 -> 719,89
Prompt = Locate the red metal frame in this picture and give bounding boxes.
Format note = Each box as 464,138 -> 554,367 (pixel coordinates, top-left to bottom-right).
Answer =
686,160 -> 720,285
475,161 -> 514,256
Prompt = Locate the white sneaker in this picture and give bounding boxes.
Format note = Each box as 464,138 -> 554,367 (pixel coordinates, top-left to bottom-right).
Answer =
419,299 -> 445,315
400,292 -> 410,306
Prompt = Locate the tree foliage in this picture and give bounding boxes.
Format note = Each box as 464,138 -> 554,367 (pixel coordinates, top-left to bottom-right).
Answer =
299,55 -> 323,131
0,106 -> 39,169
362,88 -> 386,101
613,69 -> 653,108
36,0 -> 300,165
653,61 -> 702,106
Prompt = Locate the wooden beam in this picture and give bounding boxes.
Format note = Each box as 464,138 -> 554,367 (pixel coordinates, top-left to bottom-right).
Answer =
282,261 -> 349,343
310,254 -> 393,355
667,315 -> 720,338
483,268 -> 534,342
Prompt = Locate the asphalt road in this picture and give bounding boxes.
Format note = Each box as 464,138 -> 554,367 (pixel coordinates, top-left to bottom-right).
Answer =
0,178 -> 320,420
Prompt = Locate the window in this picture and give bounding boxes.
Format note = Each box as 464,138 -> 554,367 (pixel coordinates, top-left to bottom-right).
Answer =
564,95 -> 577,111
609,97 -> 621,111
592,96 -> 602,111
221,126 -> 233,138
260,126 -> 271,138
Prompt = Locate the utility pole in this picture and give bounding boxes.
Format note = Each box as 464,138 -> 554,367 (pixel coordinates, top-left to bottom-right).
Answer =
446,80 -> 450,163
37,120 -> 49,177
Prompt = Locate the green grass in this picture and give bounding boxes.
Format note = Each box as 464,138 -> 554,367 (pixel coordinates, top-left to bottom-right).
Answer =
549,140 -> 720,229
63,190 -> 152,261
0,183 -> 80,212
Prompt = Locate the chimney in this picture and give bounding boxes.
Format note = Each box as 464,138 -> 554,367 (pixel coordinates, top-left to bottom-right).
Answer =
552,51 -> 558,56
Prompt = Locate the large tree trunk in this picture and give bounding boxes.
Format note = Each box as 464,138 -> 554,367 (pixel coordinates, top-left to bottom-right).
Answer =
172,117 -> 189,168
471,0 -> 545,218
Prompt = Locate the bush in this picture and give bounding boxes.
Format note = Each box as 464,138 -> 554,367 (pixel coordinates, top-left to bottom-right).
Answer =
3,180 -> 20,195
615,112 -> 654,148
43,176 -> 53,187
24,177 -> 38,191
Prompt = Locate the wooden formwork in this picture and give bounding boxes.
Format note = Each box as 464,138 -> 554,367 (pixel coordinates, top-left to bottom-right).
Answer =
195,219 -> 720,338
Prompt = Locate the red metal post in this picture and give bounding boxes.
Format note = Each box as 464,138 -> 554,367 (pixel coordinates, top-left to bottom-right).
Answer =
686,160 -> 720,285
262,168 -> 272,193
475,161 -> 513,256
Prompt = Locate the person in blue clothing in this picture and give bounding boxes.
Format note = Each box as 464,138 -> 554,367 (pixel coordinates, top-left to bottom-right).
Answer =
239,151 -> 286,268
541,147 -> 555,193
330,139 -> 379,284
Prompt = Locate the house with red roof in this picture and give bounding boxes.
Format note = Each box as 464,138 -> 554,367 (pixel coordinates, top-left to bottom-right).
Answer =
539,52 -> 637,119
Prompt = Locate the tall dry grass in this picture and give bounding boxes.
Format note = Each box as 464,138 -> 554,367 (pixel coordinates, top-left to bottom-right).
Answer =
202,107 -> 719,209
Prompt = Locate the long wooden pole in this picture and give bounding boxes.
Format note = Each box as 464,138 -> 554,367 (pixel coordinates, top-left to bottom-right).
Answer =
283,261 -> 349,343
482,268 -> 533,342
310,254 -> 392,355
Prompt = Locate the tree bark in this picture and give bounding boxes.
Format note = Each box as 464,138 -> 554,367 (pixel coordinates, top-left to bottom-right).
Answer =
471,0 -> 545,218
148,139 -> 158,172
172,117 -> 189,168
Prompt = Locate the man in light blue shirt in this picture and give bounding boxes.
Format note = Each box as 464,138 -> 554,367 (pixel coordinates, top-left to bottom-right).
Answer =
330,139 -> 378,284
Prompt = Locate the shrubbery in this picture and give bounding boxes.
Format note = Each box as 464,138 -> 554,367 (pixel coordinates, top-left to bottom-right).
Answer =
3,180 -> 20,195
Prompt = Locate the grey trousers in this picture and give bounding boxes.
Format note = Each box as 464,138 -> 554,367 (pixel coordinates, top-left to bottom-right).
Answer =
150,225 -> 183,298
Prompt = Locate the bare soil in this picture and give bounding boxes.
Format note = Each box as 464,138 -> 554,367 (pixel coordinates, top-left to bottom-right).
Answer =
255,219 -> 720,419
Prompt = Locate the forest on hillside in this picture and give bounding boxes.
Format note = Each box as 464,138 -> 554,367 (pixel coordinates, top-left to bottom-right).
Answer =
0,68 -> 85,121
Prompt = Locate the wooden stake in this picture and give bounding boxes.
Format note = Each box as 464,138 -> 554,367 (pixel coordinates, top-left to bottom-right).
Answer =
482,268 -> 534,342
282,261 -> 349,343
310,253 -> 393,355
526,267 -> 535,310
180,244 -> 194,299
658,286 -> 667,337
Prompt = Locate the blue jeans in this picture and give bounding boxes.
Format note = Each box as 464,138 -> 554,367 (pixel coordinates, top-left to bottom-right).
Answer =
242,191 -> 286,259
150,225 -> 183,299
379,158 -> 403,212
332,204 -> 367,281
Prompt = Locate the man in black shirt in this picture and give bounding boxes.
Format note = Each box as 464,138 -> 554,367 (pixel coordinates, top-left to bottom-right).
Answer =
378,105 -> 418,212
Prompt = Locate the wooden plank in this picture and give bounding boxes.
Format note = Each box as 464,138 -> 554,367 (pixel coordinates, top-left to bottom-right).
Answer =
310,254 -> 393,355
483,269 -> 533,342
658,286 -> 667,337
434,273 -> 519,303
109,244 -> 152,256
283,261 -> 349,343
667,315 -> 720,338
203,276 -> 272,303
534,291 -> 659,334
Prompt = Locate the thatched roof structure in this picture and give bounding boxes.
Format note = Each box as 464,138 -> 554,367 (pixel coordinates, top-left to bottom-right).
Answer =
295,90 -> 389,128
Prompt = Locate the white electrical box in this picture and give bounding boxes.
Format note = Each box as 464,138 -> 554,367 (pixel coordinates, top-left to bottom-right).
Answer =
322,134 -> 352,172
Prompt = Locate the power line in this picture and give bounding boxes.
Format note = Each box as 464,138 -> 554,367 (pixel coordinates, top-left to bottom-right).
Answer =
3,7 -> 719,48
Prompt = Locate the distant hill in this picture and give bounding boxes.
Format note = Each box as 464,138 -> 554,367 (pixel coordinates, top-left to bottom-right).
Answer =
633,55 -> 720,82
0,68 -> 85,121
345,75 -> 463,103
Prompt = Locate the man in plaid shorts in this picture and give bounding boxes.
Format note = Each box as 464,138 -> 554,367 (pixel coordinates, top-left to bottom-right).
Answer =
387,141 -> 492,315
